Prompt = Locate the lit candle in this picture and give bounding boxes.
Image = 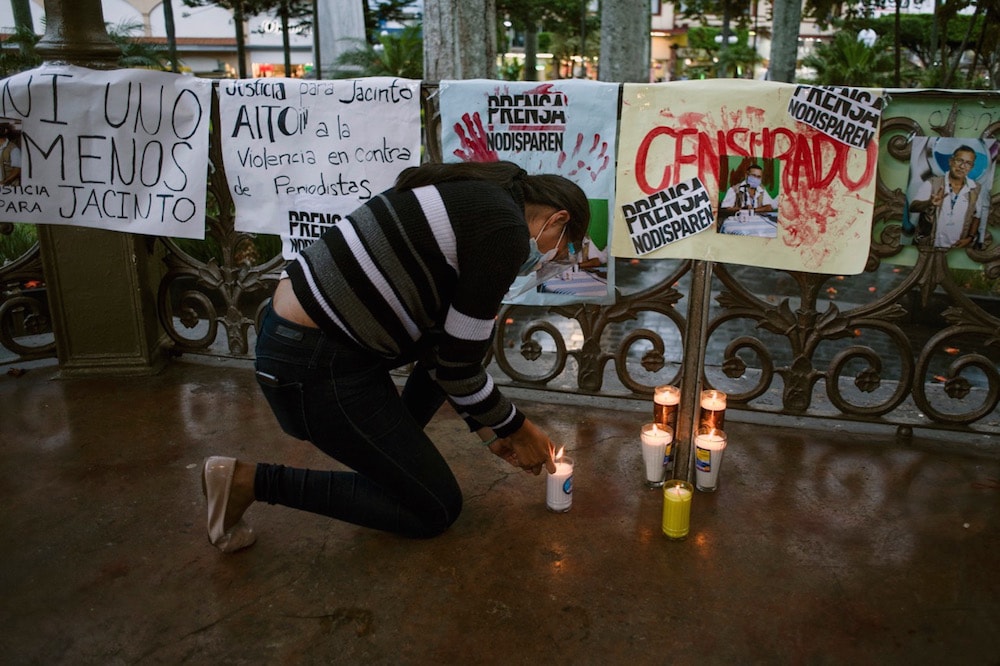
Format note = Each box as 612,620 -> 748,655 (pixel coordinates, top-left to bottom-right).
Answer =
640,423 -> 673,488
653,385 -> 680,430
699,389 -> 727,430
694,429 -> 728,492
546,447 -> 573,512
661,479 -> 693,540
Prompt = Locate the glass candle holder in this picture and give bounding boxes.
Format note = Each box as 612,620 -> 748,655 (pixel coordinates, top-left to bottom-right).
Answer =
640,423 -> 673,488
661,479 -> 693,540
699,389 -> 727,431
653,384 -> 680,430
546,455 -> 574,512
694,427 -> 727,492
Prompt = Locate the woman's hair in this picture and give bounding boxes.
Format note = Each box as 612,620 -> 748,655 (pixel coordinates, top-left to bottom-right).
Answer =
395,161 -> 590,248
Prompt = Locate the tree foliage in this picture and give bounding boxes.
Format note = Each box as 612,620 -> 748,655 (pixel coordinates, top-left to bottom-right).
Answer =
364,0 -> 421,41
107,20 -> 171,70
495,0 -> 601,79
334,24 -> 422,78
799,29 -> 900,86
0,25 -> 40,77
684,25 -> 760,78
0,20 -> 173,76
183,0 -> 311,76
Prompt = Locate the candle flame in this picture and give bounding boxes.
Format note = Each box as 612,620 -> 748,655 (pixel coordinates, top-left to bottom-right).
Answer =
554,446 -> 565,461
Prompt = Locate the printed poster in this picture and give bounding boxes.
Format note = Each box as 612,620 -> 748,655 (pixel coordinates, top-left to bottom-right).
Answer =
612,79 -> 885,274
218,77 -> 421,258
903,136 -> 996,250
0,65 -> 212,239
439,79 -> 619,304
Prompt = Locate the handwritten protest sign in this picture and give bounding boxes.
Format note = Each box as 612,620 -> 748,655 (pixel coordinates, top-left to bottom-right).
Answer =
439,79 -> 618,304
612,80 -> 884,274
218,77 -> 421,257
0,65 -> 212,239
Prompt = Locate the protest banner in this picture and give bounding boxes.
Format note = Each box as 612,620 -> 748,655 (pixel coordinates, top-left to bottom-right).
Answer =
439,79 -> 619,304
0,65 -> 212,239
217,77 -> 421,258
612,79 -> 885,274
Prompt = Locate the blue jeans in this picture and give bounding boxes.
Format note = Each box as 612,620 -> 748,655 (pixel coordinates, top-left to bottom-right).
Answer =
253,303 -> 462,538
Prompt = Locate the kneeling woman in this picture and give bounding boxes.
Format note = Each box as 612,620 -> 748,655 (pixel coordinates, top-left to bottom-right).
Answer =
202,161 -> 589,551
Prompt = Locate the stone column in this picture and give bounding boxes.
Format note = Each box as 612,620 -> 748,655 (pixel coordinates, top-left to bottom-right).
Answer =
598,0 -> 651,83
314,0 -> 366,78
423,0 -> 497,81
34,0 -> 169,376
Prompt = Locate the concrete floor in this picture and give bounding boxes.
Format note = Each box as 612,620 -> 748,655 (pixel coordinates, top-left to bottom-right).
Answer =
1,357 -> 999,665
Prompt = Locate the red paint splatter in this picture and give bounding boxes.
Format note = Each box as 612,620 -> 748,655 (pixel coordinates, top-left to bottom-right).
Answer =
525,83 -> 558,96
559,132 -> 610,182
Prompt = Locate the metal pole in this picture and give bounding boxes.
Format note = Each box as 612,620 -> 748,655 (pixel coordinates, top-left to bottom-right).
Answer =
673,258 -> 713,483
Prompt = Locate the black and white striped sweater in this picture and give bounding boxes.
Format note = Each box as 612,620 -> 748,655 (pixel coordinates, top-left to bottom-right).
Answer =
286,180 -> 529,437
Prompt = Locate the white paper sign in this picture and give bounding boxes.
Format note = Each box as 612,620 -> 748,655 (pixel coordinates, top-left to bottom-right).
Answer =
0,65 -> 212,239
217,77 -> 421,258
787,85 -> 883,150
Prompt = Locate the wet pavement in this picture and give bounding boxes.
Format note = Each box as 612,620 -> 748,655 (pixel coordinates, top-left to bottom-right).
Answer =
1,356 -> 998,664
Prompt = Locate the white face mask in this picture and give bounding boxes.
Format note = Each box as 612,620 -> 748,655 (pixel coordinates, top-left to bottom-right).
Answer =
518,220 -> 565,276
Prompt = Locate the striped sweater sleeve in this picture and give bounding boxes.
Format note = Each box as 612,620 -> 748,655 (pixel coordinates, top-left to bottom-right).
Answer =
436,226 -> 524,437
431,186 -> 528,438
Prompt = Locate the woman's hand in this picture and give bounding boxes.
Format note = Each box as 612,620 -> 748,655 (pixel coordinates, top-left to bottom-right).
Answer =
485,419 -> 556,475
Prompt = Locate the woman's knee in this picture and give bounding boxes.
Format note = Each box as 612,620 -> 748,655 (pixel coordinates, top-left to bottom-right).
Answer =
411,488 -> 463,538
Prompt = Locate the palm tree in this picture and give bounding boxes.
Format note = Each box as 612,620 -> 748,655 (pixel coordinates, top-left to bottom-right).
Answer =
0,25 -> 40,77
106,20 -> 170,70
334,24 -> 422,78
800,30 -> 897,86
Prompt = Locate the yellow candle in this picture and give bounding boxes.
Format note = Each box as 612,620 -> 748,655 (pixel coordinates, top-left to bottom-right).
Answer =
661,479 -> 693,540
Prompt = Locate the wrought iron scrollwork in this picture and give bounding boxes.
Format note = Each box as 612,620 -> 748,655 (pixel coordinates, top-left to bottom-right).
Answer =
157,87 -> 282,356
143,84 -> 999,436
0,233 -> 54,361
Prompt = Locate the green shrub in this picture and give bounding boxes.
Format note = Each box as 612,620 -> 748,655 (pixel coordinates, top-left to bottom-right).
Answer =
0,223 -> 37,265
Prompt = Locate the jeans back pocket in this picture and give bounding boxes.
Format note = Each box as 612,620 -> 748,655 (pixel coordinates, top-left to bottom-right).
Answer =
255,370 -> 312,441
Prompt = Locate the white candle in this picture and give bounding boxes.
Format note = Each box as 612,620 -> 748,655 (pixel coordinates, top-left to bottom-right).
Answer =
699,389 -> 727,430
694,430 -> 728,492
653,385 -> 680,406
640,423 -> 673,487
701,396 -> 726,410
546,454 -> 574,512
653,385 -> 680,429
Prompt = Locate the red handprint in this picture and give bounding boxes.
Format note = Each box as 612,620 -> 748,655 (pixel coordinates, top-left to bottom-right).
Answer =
557,132 -> 610,182
451,112 -> 499,163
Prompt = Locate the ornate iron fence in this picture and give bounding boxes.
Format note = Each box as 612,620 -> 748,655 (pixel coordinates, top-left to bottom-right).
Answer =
0,225 -> 53,361
3,84 -> 998,439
